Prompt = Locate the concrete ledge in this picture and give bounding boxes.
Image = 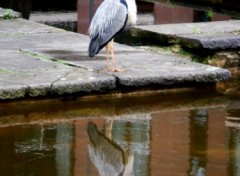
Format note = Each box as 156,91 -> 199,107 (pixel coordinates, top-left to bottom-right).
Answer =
133,20 -> 240,49
179,33 -> 240,49
29,11 -> 77,32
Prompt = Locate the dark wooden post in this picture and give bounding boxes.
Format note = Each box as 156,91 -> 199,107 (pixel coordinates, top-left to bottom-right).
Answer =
77,0 -> 103,34
9,0 -> 32,19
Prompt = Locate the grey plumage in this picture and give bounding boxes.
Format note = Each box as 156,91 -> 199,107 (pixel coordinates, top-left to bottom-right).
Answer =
88,0 -> 128,57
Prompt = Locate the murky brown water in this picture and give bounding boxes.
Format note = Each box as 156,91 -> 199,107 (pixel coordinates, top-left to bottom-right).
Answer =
0,88 -> 240,176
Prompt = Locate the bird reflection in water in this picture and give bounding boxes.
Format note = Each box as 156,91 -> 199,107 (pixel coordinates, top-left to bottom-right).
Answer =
87,121 -> 134,176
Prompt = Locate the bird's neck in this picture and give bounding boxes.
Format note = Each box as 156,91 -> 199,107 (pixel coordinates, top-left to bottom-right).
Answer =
125,0 -> 137,25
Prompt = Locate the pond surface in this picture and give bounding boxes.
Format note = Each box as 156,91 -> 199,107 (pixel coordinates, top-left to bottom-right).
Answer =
0,88 -> 240,176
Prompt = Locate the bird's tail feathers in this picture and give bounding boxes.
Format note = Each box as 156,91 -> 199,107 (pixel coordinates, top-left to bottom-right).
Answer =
88,37 -> 101,57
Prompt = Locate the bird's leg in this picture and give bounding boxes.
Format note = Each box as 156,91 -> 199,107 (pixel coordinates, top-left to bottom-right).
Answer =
110,39 -> 125,72
109,39 -> 116,69
105,39 -> 125,72
105,44 -> 110,70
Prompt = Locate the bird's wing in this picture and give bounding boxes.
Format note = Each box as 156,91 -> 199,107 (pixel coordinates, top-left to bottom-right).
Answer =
89,0 -> 128,46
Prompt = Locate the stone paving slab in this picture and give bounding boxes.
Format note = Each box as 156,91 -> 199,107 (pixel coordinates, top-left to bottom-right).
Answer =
0,50 -> 115,99
0,32 -> 89,52
0,18 -> 64,35
180,32 -> 240,49
39,49 -> 229,87
0,18 -> 231,100
16,32 -> 229,87
133,20 -> 240,49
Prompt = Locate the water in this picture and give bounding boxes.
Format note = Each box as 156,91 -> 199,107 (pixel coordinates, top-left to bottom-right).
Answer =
1,89 -> 240,176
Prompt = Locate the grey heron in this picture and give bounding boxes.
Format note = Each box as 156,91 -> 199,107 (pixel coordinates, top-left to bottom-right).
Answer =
88,0 -> 137,72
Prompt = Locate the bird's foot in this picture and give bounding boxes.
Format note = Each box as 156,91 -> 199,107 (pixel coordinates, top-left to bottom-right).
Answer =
111,67 -> 126,72
105,66 -> 126,72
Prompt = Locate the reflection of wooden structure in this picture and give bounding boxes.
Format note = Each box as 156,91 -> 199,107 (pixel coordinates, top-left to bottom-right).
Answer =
151,109 -> 229,176
225,117 -> 240,129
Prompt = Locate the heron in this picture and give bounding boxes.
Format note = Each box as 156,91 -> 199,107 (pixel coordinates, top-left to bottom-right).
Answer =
88,0 -> 137,72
